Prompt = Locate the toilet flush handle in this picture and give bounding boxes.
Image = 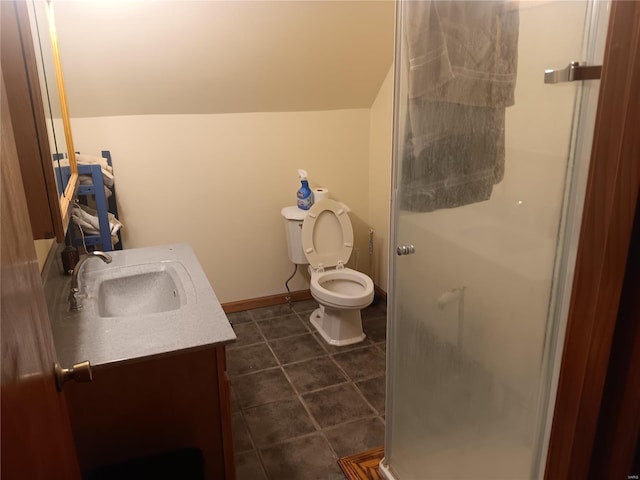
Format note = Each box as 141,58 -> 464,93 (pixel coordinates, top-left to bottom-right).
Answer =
396,244 -> 415,256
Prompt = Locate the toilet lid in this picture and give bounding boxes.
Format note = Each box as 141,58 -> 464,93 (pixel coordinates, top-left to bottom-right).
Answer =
301,199 -> 353,269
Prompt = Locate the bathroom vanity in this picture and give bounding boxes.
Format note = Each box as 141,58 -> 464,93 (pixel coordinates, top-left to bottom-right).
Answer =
44,244 -> 236,479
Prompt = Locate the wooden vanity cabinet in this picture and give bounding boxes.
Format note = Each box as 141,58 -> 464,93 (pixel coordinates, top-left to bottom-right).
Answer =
63,346 -> 235,480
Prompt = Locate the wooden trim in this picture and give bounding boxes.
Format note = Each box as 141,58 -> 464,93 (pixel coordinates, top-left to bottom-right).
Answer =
544,1 -> 640,478
46,0 -> 77,177
221,284 -> 387,313
216,347 -> 236,480
1,1 -> 64,240
13,1 -> 65,241
589,199 -> 640,479
374,285 -> 387,304
59,173 -> 77,236
221,289 -> 312,313
338,446 -> 384,480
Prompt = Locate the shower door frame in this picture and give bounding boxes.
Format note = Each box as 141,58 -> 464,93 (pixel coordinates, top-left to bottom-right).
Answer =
544,1 -> 640,478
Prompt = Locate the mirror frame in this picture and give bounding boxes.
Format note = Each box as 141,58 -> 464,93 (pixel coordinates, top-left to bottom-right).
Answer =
2,1 -> 59,240
2,0 -> 78,241
43,0 -> 78,233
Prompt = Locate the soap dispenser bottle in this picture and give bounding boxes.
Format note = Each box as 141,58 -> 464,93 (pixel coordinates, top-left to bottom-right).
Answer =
296,169 -> 314,210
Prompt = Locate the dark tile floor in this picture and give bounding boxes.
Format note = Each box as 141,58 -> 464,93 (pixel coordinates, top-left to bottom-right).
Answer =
226,299 -> 387,480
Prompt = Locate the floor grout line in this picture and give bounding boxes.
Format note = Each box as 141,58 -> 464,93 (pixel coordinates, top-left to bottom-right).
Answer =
283,372 -> 344,462
251,318 -> 324,479
235,404 -> 269,478
235,310 -> 276,479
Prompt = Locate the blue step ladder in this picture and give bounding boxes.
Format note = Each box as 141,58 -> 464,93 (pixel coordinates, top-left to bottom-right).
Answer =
55,150 -> 122,251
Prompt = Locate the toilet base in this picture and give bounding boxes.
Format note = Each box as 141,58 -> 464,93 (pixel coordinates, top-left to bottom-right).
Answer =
310,306 -> 366,346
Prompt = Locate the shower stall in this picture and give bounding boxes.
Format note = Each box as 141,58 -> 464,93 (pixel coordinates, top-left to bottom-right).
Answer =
383,0 -> 610,478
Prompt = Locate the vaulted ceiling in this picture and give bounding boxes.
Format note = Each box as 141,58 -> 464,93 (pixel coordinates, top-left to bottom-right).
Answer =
52,1 -> 395,117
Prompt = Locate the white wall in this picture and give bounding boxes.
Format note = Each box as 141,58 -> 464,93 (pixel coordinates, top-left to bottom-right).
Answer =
368,67 -> 394,291
50,1 -> 396,304
54,1 -> 394,117
71,109 -> 373,303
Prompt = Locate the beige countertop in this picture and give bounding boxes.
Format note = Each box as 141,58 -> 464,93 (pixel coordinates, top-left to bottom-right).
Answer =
44,243 -> 236,368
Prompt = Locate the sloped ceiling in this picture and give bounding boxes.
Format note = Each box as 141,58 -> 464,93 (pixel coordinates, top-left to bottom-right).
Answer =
52,0 -> 395,117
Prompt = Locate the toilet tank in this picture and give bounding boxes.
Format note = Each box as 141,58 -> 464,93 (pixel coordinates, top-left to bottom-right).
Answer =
281,206 -> 308,265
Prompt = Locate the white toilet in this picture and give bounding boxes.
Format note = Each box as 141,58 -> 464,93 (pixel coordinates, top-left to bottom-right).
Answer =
281,199 -> 374,346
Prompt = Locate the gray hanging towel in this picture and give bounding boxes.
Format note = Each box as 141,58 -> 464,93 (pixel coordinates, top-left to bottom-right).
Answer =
401,0 -> 519,212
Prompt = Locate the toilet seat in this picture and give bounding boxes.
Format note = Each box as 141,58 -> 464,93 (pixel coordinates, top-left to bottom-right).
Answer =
302,199 -> 374,310
298,199 -> 373,346
310,267 -> 374,309
301,199 -> 353,271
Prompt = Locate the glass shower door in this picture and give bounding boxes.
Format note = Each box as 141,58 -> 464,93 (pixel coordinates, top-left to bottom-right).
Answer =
384,1 -> 609,479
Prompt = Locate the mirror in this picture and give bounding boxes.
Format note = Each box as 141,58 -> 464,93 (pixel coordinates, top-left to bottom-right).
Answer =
26,0 -> 78,230
27,1 -> 66,192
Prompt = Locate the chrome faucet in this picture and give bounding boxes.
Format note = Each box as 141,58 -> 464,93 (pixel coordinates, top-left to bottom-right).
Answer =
68,251 -> 112,311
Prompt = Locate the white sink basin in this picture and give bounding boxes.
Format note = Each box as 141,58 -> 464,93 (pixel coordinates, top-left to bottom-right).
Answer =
87,261 -> 194,318
97,270 -> 183,317
47,244 -> 236,368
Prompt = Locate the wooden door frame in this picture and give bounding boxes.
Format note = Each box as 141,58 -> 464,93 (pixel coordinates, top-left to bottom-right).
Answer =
544,1 -> 640,478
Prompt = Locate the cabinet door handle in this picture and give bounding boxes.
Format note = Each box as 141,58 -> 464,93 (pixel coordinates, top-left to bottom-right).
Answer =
54,361 -> 93,391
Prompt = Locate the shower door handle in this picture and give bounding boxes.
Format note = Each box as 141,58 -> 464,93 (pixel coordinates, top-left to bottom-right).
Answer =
544,61 -> 602,84
396,245 -> 415,256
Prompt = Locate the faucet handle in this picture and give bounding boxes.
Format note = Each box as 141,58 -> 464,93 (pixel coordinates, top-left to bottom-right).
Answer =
68,287 -> 81,311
